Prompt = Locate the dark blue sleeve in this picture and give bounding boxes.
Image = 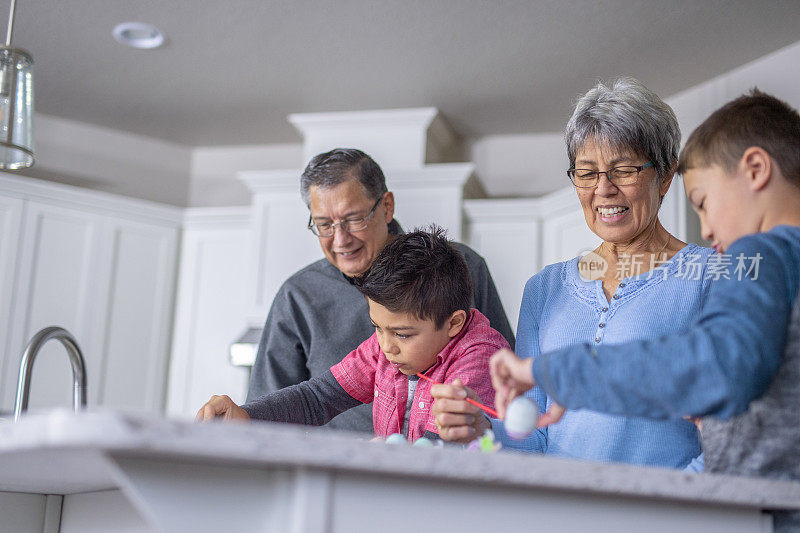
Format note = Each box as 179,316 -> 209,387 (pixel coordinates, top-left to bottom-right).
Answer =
532,233 -> 799,420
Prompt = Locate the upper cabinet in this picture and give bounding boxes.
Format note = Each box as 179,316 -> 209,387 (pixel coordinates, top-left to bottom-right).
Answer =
0,173 -> 180,415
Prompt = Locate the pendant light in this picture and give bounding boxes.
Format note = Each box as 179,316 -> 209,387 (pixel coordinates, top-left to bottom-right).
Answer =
0,0 -> 33,169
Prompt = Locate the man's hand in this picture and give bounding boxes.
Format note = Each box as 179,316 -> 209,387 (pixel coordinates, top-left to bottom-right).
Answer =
195,395 -> 251,423
489,349 -> 536,418
431,379 -> 492,443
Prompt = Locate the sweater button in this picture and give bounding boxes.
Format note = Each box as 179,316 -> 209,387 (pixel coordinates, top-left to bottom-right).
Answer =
418,401 -> 425,409
601,307 -> 608,312
594,337 -> 601,343
374,391 -> 379,397
599,323 -> 606,328
619,283 -> 626,288
613,294 -> 620,300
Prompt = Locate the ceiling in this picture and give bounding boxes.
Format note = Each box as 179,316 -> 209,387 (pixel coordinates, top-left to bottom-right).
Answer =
12,0 -> 800,147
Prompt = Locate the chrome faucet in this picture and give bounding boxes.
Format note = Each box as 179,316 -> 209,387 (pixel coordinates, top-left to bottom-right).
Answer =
13,326 -> 87,422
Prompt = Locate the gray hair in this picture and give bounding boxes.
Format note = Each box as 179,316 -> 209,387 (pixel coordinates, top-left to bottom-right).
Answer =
300,148 -> 388,207
565,77 -> 680,182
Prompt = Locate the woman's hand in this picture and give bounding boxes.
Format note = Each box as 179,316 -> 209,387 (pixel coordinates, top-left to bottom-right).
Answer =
490,349 -> 536,418
538,403 -> 566,427
431,379 -> 491,443
195,395 -> 251,423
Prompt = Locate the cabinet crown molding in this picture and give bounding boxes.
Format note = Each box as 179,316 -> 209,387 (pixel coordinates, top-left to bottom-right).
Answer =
464,187 -> 580,222
182,207 -> 252,229
288,107 -> 460,169
237,163 -> 475,197
0,172 -> 183,226
237,169 -> 302,195
288,107 -> 438,132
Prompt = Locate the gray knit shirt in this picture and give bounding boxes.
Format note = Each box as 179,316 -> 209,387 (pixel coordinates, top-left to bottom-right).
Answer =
702,295 -> 800,531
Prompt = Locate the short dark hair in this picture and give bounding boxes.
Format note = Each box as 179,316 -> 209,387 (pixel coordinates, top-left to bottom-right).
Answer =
678,89 -> 800,187
300,148 -> 389,207
353,226 -> 473,329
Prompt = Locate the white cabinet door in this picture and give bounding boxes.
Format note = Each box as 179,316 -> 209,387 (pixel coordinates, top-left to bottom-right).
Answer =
392,186 -> 464,237
1,201 -> 105,411
537,187 -> 600,268
166,209 -> 252,418
250,192 -> 322,323
541,206 -> 600,268
0,196 -> 24,410
96,219 -> 178,412
464,199 -> 542,333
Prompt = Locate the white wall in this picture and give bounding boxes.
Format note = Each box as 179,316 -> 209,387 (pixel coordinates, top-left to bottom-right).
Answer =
188,144 -> 303,207
667,40 -> 800,139
469,133 -> 568,197
23,114 -> 193,206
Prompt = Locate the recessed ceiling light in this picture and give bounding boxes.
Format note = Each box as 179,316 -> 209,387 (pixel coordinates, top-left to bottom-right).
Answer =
112,22 -> 165,49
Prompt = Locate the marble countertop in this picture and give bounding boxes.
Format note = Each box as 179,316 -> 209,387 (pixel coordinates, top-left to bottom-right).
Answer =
2,409 -> 800,510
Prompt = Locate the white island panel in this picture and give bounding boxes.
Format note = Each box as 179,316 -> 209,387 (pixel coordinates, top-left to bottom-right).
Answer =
0,411 -> 796,533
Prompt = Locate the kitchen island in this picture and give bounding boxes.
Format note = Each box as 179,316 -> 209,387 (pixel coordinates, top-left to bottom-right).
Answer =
1,410 -> 798,532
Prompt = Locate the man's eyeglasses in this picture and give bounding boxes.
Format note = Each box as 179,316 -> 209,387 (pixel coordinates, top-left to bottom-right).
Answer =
567,161 -> 654,188
307,197 -> 383,237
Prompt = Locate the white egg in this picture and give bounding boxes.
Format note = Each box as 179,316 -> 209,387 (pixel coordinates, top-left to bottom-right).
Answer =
385,433 -> 407,445
504,396 -> 539,440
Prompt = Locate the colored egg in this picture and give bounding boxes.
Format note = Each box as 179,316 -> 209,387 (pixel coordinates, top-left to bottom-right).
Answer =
504,396 -> 539,440
385,433 -> 407,445
413,437 -> 434,447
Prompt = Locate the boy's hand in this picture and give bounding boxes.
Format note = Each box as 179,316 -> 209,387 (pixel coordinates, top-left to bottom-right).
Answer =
490,349 -> 536,418
684,415 -> 703,433
431,379 -> 491,443
195,395 -> 251,423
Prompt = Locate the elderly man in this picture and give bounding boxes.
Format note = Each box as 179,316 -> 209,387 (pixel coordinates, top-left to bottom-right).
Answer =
247,148 -> 514,433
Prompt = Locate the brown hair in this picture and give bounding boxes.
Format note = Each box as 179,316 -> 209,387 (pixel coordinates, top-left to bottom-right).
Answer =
677,89 -> 800,187
353,226 -> 472,328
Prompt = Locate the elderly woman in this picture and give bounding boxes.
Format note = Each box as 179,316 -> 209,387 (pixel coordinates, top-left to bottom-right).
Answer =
432,78 -> 713,468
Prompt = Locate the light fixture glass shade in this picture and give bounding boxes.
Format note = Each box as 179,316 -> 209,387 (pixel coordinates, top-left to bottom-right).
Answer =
0,46 -> 33,169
